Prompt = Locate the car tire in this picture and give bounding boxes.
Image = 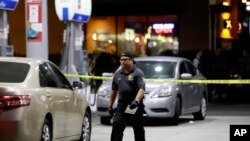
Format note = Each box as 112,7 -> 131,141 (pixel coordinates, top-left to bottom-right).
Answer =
193,96 -> 206,120
41,118 -> 52,141
171,97 -> 180,125
79,111 -> 92,141
100,116 -> 111,125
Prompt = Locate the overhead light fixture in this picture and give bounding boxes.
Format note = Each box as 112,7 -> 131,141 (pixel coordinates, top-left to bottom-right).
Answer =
222,0 -> 230,6
246,5 -> 250,11
242,0 -> 247,3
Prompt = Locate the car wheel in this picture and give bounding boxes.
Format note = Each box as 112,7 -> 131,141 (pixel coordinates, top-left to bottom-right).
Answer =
193,96 -> 206,120
80,111 -> 91,141
41,118 -> 52,141
100,116 -> 111,125
171,97 -> 180,125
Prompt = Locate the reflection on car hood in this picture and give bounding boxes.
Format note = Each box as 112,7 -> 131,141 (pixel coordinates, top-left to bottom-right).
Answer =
99,79 -> 174,94
145,81 -> 174,94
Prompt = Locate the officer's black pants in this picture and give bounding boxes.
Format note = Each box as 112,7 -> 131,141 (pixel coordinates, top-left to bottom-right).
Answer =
111,107 -> 145,141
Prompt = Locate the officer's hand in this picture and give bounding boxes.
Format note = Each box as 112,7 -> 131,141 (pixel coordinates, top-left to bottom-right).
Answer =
109,107 -> 114,117
129,100 -> 139,109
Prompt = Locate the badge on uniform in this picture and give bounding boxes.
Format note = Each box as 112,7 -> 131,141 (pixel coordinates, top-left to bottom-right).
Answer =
128,74 -> 133,81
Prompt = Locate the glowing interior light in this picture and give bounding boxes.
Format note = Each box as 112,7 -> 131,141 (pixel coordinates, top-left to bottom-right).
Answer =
108,40 -> 113,44
134,37 -> 140,43
155,66 -> 163,72
242,0 -> 247,3
92,33 -> 97,41
222,1 -> 230,6
246,5 -> 250,11
152,41 -> 157,47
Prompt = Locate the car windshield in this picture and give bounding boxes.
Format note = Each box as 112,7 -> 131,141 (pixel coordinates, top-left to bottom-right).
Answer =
136,61 -> 176,79
0,62 -> 30,83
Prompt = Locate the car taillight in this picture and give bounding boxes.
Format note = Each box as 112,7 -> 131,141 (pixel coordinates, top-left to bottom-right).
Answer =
0,95 -> 31,110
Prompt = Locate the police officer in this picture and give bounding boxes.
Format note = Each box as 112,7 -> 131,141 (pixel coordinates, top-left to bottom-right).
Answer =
109,51 -> 146,141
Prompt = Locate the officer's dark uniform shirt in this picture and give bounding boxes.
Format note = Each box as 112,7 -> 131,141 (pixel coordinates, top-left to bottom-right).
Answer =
111,65 -> 146,141
112,65 -> 145,108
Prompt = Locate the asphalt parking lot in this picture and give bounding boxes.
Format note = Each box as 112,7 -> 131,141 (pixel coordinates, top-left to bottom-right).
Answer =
90,102 -> 250,141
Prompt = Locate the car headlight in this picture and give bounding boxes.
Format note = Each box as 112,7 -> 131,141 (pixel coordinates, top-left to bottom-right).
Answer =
151,87 -> 173,98
97,86 -> 111,98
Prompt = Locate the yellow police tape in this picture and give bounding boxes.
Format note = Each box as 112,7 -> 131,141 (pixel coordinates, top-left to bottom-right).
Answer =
64,74 -> 250,84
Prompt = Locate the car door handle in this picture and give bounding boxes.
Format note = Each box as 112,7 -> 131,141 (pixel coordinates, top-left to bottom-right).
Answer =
65,96 -> 69,99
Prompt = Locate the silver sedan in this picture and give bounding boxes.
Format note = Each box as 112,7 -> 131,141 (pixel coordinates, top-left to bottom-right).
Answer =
96,56 -> 208,125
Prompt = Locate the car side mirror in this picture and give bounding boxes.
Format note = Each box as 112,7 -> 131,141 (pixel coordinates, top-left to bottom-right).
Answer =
180,73 -> 192,79
72,81 -> 83,89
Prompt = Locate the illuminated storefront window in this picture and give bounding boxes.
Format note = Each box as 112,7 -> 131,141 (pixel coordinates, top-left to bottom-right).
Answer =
86,15 -> 179,56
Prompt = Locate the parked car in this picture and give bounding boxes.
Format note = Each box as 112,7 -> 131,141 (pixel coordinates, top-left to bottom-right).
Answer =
0,57 -> 91,141
96,56 -> 208,125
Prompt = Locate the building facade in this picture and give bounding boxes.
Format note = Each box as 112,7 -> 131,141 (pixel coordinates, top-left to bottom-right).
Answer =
7,0 -> 211,62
